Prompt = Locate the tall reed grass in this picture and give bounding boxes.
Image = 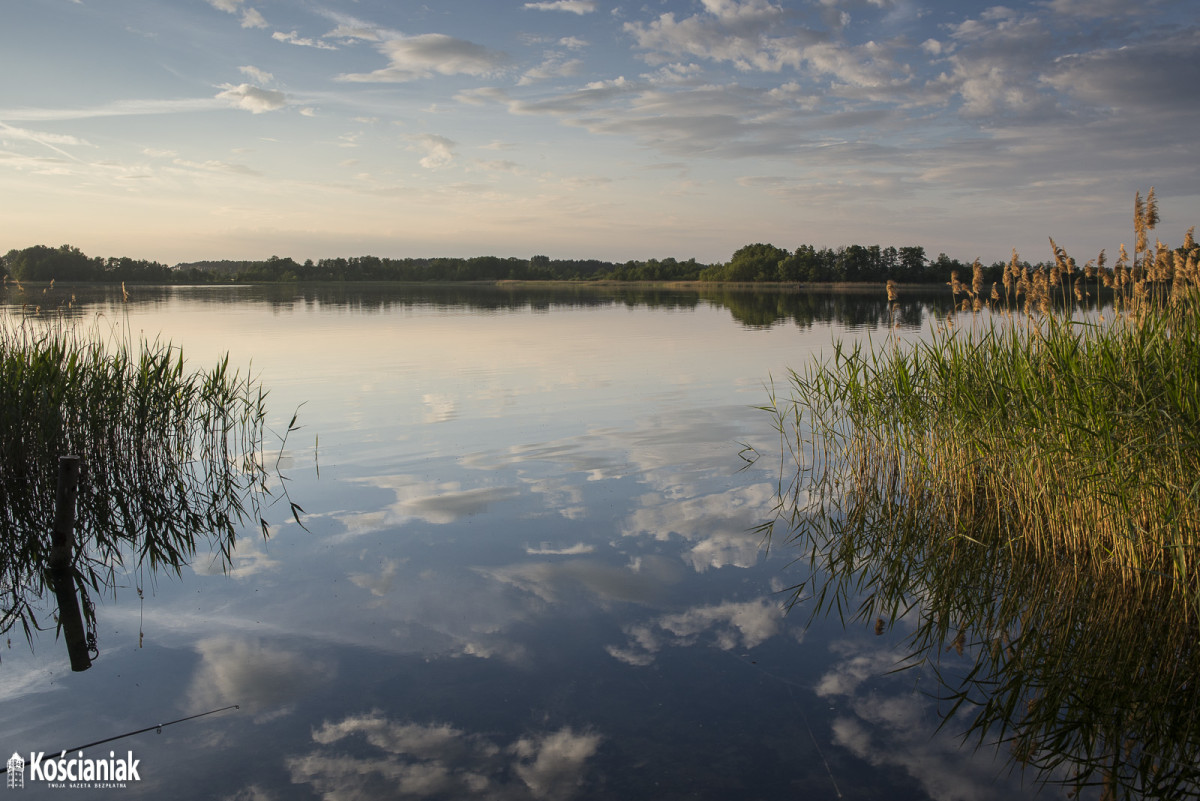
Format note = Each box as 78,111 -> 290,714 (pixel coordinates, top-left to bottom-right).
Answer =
756,192 -> 1200,799
0,313 -> 294,653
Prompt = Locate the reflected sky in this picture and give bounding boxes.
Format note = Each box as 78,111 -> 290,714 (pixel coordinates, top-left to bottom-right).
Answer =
0,285 -> 1039,799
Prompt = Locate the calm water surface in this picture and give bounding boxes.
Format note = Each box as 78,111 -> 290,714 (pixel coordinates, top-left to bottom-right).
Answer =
0,284 -> 1041,800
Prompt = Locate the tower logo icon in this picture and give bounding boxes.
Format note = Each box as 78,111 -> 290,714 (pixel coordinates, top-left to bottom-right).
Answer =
6,753 -> 24,789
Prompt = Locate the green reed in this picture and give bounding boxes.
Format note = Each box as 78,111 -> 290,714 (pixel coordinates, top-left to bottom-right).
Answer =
755,194 -> 1200,798
0,314 -> 293,649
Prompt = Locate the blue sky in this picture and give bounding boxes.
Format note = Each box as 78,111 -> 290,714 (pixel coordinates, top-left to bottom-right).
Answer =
2,0 -> 1197,266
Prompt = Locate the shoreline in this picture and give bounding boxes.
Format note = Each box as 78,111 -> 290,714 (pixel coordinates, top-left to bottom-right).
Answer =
4,278 -> 947,294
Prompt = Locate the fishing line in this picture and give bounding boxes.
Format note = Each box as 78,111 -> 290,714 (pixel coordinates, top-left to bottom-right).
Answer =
724,650 -> 844,798
1,704 -> 239,773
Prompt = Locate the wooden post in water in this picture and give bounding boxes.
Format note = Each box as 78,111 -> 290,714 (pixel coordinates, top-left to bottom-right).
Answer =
47,455 -> 91,672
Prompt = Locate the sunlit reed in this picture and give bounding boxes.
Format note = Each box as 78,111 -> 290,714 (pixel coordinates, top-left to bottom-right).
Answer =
754,191 -> 1200,799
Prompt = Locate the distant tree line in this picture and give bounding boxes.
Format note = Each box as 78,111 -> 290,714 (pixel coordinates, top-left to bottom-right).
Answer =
4,242 -> 1043,286
702,243 -> 948,283
175,254 -> 714,283
1,245 -> 176,283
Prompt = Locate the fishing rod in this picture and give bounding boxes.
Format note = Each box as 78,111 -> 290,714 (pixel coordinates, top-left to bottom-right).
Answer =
1,704 -> 239,773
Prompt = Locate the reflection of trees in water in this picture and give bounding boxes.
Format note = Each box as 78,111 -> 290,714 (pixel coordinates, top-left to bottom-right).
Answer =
700,288 -> 950,330
6,282 -> 961,332
0,318 -> 293,669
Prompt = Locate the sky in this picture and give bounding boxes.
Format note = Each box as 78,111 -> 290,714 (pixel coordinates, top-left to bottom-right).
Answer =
1,0 -> 1197,267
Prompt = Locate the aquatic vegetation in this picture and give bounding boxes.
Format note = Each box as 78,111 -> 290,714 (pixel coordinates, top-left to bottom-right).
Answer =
755,193 -> 1200,798
0,315 -> 297,660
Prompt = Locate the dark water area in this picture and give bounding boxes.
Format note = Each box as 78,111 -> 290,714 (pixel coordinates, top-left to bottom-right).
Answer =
0,284 -> 1051,799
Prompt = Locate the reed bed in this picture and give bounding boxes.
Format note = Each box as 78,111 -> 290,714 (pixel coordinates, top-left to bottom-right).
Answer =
757,193 -> 1200,798
0,313 -> 289,651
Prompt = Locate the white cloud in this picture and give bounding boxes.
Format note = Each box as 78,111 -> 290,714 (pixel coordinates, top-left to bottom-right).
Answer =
1041,32 -> 1200,113
624,0 -> 815,73
0,98 -> 224,122
239,7 -> 267,28
272,30 -> 338,50
338,33 -> 510,82
506,76 -> 636,116
0,122 -> 90,150
925,6 -> 1196,127
238,65 -> 274,84
412,134 -> 457,169
1043,0 -> 1140,18
499,72 -> 888,161
326,22 -> 384,42
454,86 -> 511,106
170,157 -> 261,176
802,40 -> 909,90
215,83 -> 288,114
627,3 -> 912,97
523,1 -> 597,13
519,56 -> 585,85
205,0 -> 267,29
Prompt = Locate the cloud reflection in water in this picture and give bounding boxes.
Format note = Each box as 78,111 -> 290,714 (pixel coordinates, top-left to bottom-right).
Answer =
337,475 -> 522,533
187,636 -> 337,721
607,597 -> 791,666
816,638 -> 1033,801
288,712 -> 601,801
480,555 -> 683,606
622,483 -> 776,571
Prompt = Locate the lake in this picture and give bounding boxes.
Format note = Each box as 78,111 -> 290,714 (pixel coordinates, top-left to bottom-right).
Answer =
0,283 -> 1044,800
